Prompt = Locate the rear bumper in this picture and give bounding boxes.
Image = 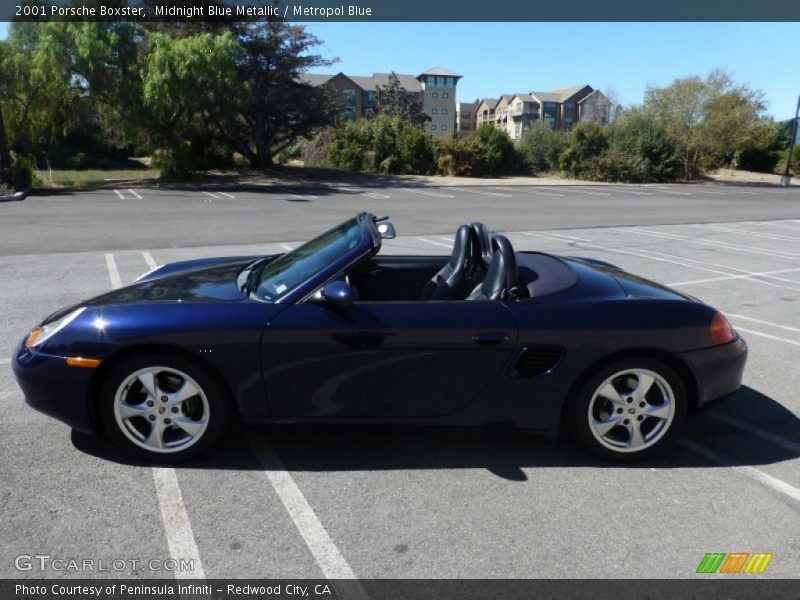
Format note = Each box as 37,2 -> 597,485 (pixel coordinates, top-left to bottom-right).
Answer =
12,343 -> 97,434
680,335 -> 748,408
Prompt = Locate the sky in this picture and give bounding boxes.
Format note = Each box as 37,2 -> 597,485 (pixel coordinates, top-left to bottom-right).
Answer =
2,21 -> 799,118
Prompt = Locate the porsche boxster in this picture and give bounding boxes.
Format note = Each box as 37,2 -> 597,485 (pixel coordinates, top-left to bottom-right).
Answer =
13,213 -> 747,462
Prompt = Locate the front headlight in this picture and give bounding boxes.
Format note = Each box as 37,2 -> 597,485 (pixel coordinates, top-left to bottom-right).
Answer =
25,307 -> 86,349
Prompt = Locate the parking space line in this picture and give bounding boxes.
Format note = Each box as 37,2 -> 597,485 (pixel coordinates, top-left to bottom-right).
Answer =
128,189 -> 143,200
247,432 -> 364,586
604,186 -> 653,196
758,222 -> 800,231
490,186 -> 564,197
550,187 -> 609,196
449,187 -> 512,197
397,187 -> 455,198
668,266 -> 800,286
733,326 -> 800,347
113,189 -> 125,199
700,186 -> 757,195
105,255 -> 205,579
142,251 -> 159,271
690,224 -> 800,242
219,192 -> 236,199
625,227 -> 800,261
202,192 -> 221,200
104,254 -> 122,289
416,236 -> 451,248
690,188 -> 726,195
726,313 -> 800,334
152,468 -> 206,579
679,438 -> 800,502
280,244 -> 294,252
706,411 -> 800,454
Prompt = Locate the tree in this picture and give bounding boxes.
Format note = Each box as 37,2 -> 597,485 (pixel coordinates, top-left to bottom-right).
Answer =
0,41 -> 11,171
374,72 -> 430,127
644,70 -> 768,179
559,120 -> 609,177
603,107 -> 680,182
517,121 -> 567,172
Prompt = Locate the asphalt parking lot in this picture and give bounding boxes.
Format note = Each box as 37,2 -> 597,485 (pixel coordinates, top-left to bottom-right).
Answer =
1,181 -> 799,580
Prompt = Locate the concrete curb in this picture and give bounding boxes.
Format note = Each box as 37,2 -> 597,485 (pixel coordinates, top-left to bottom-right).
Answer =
0,188 -> 28,202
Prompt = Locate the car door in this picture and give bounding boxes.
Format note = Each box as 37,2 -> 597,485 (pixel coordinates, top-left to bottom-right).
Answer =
261,299 -> 518,418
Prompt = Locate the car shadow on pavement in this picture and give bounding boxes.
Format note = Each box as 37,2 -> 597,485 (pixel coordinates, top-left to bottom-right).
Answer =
71,386 -> 800,481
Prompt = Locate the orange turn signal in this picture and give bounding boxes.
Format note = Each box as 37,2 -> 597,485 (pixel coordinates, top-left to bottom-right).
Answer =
710,312 -> 736,346
25,328 -> 44,349
65,357 -> 102,368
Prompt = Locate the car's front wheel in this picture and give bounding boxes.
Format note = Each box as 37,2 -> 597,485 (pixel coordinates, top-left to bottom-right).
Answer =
99,353 -> 231,463
573,358 -> 687,461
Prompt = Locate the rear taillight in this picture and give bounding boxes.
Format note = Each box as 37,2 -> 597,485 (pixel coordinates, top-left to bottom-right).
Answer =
710,311 -> 736,345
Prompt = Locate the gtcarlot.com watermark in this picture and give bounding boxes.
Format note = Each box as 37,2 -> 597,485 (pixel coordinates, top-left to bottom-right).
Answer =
15,554 -> 195,573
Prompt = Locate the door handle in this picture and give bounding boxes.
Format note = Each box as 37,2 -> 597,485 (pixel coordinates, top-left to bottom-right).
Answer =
472,332 -> 510,345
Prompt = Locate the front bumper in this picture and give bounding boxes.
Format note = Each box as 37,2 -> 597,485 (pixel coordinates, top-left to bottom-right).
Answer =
12,343 -> 98,434
680,335 -> 748,408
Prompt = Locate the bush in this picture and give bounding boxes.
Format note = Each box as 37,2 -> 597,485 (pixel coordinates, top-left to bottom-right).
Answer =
603,109 -> 681,182
517,121 -> 566,173
733,120 -> 788,173
327,115 -> 436,175
472,124 -> 520,176
0,153 -> 38,191
152,142 -> 195,179
559,121 -> 609,178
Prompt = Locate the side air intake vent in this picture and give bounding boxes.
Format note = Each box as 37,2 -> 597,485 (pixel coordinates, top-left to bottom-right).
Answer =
512,345 -> 565,378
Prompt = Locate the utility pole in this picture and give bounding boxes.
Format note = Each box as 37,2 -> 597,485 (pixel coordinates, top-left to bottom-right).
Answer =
782,94 -> 800,187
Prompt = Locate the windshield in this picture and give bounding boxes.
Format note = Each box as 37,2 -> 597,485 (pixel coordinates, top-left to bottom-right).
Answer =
254,219 -> 364,301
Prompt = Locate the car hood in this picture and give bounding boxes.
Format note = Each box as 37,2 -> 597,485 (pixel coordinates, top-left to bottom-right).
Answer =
85,256 -> 260,307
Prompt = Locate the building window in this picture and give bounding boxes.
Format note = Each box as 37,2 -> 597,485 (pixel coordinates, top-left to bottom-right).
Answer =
432,92 -> 438,98
342,89 -> 357,107
543,102 -> 558,129
462,111 -> 470,117
443,92 -> 448,99
430,124 -> 437,131
564,116 -> 574,129
566,101 -> 575,111
432,108 -> 437,114
442,108 -> 448,115
442,125 -> 447,131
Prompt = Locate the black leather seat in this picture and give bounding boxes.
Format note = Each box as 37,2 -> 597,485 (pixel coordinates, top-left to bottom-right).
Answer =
470,222 -> 493,264
420,225 -> 477,300
466,234 -> 518,301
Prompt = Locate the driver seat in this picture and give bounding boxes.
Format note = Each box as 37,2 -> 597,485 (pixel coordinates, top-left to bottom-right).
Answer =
420,225 -> 476,300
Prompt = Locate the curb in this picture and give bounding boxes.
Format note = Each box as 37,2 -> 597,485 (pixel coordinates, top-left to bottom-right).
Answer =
0,188 -> 28,202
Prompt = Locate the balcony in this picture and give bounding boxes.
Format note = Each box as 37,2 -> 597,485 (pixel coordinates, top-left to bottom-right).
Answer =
510,105 -> 539,117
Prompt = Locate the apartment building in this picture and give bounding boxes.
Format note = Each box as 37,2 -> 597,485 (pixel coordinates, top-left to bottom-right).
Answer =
476,85 -> 612,140
299,67 -> 461,139
456,101 -> 478,134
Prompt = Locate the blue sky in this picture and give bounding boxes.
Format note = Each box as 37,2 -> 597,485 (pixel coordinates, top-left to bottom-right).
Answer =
3,21 -> 799,118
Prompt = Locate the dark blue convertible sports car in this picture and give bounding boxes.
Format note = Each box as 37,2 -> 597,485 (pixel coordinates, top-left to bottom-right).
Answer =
13,213 -> 747,462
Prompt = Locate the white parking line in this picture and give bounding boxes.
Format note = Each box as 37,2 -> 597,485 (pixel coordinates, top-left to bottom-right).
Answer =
690,224 -> 800,242
701,186 -> 757,195
104,257 -> 206,579
706,411 -> 800,454
668,266 -> 800,286
142,251 -> 159,271
128,189 -> 143,200
280,244 -> 294,252
333,186 -> 390,199
416,236 -> 451,248
514,188 -> 565,197
758,222 -> 800,232
449,187 -> 512,197
219,192 -> 236,199
152,468 -> 206,579
733,327 -> 800,347
726,313 -> 800,334
247,432 -> 365,587
552,187 -> 609,196
202,192 -> 221,200
644,186 -> 690,196
679,438 -> 800,502
113,189 -> 125,199
397,187 -> 455,198
690,188 -> 726,195
104,254 -> 122,289
604,186 -> 653,196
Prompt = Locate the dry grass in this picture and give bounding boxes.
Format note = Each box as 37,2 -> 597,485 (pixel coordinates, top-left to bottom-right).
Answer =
36,169 -> 160,189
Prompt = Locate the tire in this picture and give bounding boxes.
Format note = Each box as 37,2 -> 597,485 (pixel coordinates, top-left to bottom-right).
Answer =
99,353 -> 231,463
572,358 -> 687,461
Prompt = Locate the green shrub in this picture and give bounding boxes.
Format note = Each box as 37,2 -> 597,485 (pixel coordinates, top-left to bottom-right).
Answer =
327,115 -> 436,175
559,121 -> 609,178
473,124 -> 520,176
152,141 -> 195,179
604,109 -> 681,182
517,121 -> 566,173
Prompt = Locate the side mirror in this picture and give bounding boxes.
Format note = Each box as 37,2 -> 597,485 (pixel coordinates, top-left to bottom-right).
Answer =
315,280 -> 354,310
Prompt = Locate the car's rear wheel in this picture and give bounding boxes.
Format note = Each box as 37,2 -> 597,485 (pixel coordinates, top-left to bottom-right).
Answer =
99,353 -> 230,463
573,358 -> 687,461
